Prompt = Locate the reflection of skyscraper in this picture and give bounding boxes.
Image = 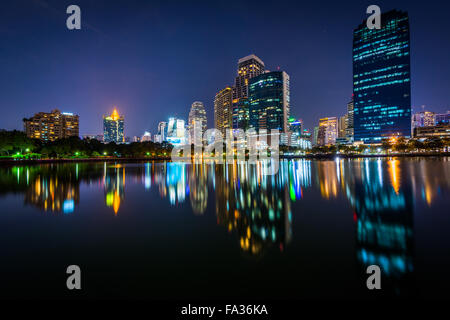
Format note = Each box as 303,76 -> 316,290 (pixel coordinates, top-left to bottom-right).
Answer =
188,164 -> 208,215
19,165 -> 83,213
103,164 -> 125,215
214,162 -> 292,256
353,10 -> 411,143
103,108 -> 125,143
342,159 -> 414,296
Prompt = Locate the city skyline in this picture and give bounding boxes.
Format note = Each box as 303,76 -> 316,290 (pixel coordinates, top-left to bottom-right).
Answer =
1,0 -> 449,137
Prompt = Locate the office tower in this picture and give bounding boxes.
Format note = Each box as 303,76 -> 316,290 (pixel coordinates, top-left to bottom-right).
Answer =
233,54 -> 265,101
214,86 -> 233,137
346,98 -> 354,140
188,101 -> 207,145
318,117 -> 338,146
338,115 -> 348,138
103,108 -> 124,143
248,71 -> 290,133
141,131 -> 152,142
435,111 -> 450,125
313,126 -> 320,146
289,117 -> 303,134
411,111 -> 436,129
353,10 -> 411,143
232,98 -> 250,130
157,121 -> 168,142
167,117 -> 187,146
23,109 -> 79,141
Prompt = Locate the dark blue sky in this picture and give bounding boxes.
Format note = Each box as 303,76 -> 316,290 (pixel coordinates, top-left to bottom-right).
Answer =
1,0 -> 449,137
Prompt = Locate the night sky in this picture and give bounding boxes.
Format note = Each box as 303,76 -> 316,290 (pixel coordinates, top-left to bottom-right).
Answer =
1,0 -> 449,137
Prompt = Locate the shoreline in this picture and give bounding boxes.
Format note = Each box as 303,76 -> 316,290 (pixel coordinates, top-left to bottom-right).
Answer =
0,152 -> 449,165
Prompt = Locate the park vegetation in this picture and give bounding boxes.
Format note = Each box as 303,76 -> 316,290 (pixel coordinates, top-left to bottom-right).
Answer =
0,130 -> 172,159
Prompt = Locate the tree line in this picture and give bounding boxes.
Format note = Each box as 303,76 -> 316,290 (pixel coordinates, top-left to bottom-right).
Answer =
0,130 -> 173,159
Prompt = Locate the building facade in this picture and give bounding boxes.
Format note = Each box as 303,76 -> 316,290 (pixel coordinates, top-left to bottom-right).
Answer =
188,101 -> 207,145
413,124 -> 450,138
23,109 -> 79,141
167,117 -> 187,146
233,54 -> 265,101
346,98 -> 354,141
353,10 -> 411,143
248,71 -> 290,134
411,111 -> 435,129
214,86 -> 233,137
318,117 -> 338,146
157,121 -> 168,142
103,109 -> 124,143
435,111 -> 450,125
232,98 -> 250,130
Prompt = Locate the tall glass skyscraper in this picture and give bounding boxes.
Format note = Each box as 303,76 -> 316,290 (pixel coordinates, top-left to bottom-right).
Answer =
103,109 -> 124,143
188,101 -> 207,145
353,10 -> 411,143
248,71 -> 290,133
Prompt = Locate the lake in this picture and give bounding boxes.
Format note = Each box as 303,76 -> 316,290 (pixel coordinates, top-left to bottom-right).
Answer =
0,158 -> 449,299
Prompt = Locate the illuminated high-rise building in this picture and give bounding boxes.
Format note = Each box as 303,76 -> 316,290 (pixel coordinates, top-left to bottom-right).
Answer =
103,108 -> 124,143
214,86 -> 233,137
338,115 -> 348,138
353,10 -> 411,143
232,98 -> 250,130
167,117 -> 187,146
411,111 -> 436,129
23,109 -> 79,141
318,117 -> 338,146
188,101 -> 207,145
346,97 -> 354,141
233,54 -> 265,101
248,71 -> 290,133
157,121 -> 168,142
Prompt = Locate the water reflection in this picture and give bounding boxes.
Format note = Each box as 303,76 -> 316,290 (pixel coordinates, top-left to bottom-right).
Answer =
1,158 -> 449,295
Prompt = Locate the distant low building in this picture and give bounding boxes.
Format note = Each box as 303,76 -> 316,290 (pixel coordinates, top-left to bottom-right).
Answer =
413,124 -> 450,138
82,134 -> 103,141
435,111 -> 450,125
23,109 -> 79,141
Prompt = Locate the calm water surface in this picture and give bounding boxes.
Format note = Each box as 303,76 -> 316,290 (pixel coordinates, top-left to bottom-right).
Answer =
0,158 -> 449,299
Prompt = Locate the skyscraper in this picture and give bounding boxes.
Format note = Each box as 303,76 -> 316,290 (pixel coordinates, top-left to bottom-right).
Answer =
232,55 -> 265,132
157,121 -> 168,142
23,109 -> 79,141
103,108 -> 124,143
188,101 -> 207,145
232,98 -> 250,130
346,97 -> 354,141
318,117 -> 338,146
233,54 -> 265,101
214,86 -> 233,137
353,10 -> 411,143
167,117 -> 187,146
248,71 -> 290,133
338,115 -> 348,139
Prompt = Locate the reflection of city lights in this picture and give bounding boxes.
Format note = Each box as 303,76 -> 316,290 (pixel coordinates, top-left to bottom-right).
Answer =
388,159 -> 401,194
